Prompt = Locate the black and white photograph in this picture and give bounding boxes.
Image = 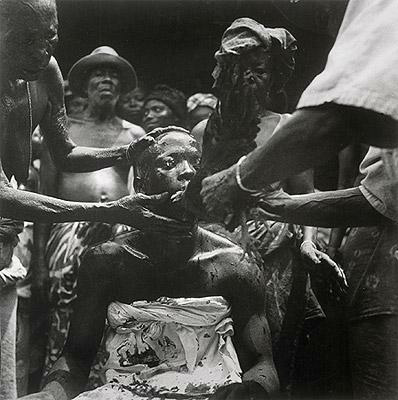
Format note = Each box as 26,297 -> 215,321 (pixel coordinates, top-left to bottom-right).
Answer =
0,0 -> 397,399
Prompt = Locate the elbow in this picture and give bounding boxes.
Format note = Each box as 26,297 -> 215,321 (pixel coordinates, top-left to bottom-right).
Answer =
53,151 -> 75,172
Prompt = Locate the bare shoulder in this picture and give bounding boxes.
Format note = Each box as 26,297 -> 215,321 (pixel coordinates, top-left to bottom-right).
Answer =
38,57 -> 64,103
120,118 -> 145,141
191,119 -> 208,144
195,227 -> 265,309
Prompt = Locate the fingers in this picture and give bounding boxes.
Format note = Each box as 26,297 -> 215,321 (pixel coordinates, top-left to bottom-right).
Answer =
126,136 -> 156,162
304,248 -> 321,264
137,192 -> 171,206
315,251 -> 348,295
171,190 -> 185,203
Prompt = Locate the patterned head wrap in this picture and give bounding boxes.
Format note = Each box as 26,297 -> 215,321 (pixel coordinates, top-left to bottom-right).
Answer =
187,93 -> 218,113
213,18 -> 297,94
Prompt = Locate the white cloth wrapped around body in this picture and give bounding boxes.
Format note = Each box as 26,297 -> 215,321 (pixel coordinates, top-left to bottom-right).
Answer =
74,296 -> 241,400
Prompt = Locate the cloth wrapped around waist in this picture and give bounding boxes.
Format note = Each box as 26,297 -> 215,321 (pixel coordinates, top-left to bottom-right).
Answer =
74,296 -> 241,400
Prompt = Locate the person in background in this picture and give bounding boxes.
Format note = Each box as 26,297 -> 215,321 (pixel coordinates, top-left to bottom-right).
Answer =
187,92 -> 217,129
187,18 -> 345,394
63,80 -> 87,118
116,86 -> 147,126
142,84 -> 187,131
36,46 -> 146,383
200,0 -> 398,223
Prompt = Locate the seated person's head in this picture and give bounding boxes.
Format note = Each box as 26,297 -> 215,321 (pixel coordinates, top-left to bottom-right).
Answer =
142,85 -> 187,132
133,126 -> 200,221
187,93 -> 217,129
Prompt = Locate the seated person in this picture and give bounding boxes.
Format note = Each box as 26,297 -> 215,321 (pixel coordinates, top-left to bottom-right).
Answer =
33,126 -> 278,400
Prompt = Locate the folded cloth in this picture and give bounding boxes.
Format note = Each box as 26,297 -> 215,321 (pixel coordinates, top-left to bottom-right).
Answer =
74,296 -> 242,400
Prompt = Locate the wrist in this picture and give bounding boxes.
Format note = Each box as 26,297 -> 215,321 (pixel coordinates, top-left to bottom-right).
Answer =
85,201 -> 115,223
300,240 -> 316,251
236,156 -> 260,194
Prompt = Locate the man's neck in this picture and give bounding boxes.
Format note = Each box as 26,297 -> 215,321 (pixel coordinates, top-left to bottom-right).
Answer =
85,103 -> 117,122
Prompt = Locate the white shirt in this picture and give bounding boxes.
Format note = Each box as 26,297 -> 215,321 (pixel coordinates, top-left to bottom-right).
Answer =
297,0 -> 398,121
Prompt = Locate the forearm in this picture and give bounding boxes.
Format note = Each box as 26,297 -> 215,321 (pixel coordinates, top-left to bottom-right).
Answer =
241,105 -> 351,189
303,226 -> 315,242
58,144 -> 128,173
0,185 -> 115,224
260,188 -> 386,227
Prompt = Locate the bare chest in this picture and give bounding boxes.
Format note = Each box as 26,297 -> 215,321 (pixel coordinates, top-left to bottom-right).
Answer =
68,120 -> 133,148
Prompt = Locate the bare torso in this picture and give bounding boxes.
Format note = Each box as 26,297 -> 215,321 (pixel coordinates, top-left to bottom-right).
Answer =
57,116 -> 142,202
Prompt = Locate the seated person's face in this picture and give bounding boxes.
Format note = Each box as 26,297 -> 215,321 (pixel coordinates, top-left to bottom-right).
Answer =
135,130 -> 200,221
86,67 -> 121,106
143,100 -> 178,132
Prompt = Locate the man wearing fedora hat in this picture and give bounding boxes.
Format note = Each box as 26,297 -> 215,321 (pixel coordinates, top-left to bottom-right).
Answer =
36,46 -> 147,379
0,3 -> 186,397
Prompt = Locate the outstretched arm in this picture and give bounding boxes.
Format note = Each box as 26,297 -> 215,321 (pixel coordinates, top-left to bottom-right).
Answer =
257,187 -> 388,228
201,104 -> 398,222
241,105 -> 398,190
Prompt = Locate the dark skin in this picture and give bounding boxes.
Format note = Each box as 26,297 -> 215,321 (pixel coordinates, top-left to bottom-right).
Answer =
32,131 -> 279,400
254,187 -> 389,228
201,104 -> 398,224
32,66 -> 145,305
0,0 -> 184,232
142,100 -> 180,132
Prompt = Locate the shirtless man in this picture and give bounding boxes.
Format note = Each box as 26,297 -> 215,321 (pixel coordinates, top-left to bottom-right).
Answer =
36,46 -> 146,375
0,0 -> 181,229
27,127 -> 279,400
